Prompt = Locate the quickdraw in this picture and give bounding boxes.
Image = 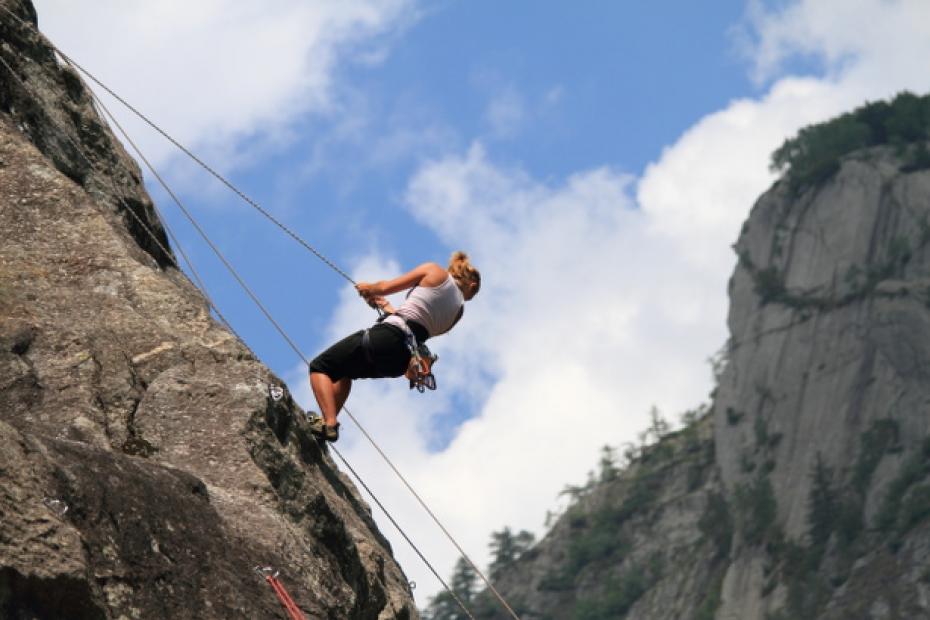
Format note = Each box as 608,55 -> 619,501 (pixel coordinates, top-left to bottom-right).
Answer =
405,338 -> 437,393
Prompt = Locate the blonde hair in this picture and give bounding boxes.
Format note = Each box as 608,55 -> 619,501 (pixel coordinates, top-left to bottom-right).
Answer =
448,250 -> 480,294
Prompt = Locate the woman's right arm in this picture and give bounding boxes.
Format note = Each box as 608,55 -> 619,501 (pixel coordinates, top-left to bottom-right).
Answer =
356,262 -> 446,299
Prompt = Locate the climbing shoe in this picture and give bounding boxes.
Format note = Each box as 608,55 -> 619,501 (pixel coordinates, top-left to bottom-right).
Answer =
307,414 -> 340,442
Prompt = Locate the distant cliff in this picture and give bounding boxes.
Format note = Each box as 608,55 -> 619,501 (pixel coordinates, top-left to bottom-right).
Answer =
458,96 -> 930,619
0,1 -> 416,618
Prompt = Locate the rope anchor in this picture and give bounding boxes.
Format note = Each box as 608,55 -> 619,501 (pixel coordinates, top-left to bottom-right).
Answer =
42,497 -> 69,517
268,384 -> 285,401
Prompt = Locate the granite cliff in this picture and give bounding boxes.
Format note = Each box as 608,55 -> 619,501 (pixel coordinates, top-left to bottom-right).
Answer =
0,1 -> 417,618
456,97 -> 930,619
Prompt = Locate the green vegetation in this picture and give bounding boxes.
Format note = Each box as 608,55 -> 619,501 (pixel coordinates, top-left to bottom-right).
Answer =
852,419 -> 900,494
742,228 -> 922,309
807,453 -> 837,549
771,91 -> 930,194
693,571 -> 725,620
422,559 -> 478,620
776,540 -> 834,619
598,445 -> 620,483
691,493 -> 732,620
539,408 -> 687,599
540,467 -> 660,592
763,455 -> 847,620
740,93 -> 930,312
430,406 -> 719,619
877,436 -> 930,536
571,553 -> 663,620
488,527 -> 536,580
725,407 -> 745,426
422,530 -> 535,620
734,472 -> 778,546
699,492 -> 733,560
753,265 -> 789,305
754,415 -> 783,451
764,429 -> 927,620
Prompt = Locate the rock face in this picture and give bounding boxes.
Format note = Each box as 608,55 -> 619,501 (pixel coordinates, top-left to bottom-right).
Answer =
464,147 -> 930,616
713,146 -> 930,619
0,2 -> 417,618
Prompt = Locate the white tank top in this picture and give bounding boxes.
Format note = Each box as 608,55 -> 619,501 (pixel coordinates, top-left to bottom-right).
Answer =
384,274 -> 464,338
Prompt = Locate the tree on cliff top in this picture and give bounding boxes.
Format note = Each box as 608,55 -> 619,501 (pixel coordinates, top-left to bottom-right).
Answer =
771,91 -> 930,192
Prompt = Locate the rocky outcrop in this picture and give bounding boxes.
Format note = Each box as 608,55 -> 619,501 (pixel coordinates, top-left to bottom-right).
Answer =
0,1 -> 416,618
713,145 -> 930,619
463,142 -> 930,617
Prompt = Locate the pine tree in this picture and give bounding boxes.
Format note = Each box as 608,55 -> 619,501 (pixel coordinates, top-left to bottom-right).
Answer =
599,444 -> 619,482
450,558 -> 477,603
808,452 -> 836,548
422,558 -> 478,620
514,529 -> 535,554
488,527 -> 518,579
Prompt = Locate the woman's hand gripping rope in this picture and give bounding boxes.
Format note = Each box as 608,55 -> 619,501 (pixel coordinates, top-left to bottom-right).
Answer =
356,282 -> 394,314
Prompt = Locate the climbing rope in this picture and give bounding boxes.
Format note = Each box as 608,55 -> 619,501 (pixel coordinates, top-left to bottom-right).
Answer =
327,445 -> 475,620
92,86 -> 518,616
255,567 -> 307,620
0,21 -> 466,617
342,404 -> 522,620
0,8 -> 522,618
89,83 -> 474,619
58,39 -> 520,620
56,49 -> 356,286
91,93 -> 309,366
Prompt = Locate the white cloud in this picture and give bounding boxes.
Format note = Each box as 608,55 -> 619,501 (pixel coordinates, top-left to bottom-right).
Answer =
297,144 -> 724,606
746,0 -> 930,87
644,0 -> 930,277
484,86 -> 525,138
303,0 -> 930,608
32,0 -> 417,171
481,84 -> 564,141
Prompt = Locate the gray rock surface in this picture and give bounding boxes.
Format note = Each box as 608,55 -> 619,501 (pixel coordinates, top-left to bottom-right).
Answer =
1,1 -> 417,618
712,147 -> 930,619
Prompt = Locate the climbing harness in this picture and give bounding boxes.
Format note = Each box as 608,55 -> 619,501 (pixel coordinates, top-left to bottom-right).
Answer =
254,567 -> 306,620
0,9 -> 523,618
365,312 -> 439,392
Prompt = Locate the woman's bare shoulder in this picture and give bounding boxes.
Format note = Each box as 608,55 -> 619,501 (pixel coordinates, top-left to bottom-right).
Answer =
416,262 -> 448,286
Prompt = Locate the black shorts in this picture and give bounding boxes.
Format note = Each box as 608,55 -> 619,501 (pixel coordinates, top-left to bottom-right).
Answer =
309,323 -> 411,381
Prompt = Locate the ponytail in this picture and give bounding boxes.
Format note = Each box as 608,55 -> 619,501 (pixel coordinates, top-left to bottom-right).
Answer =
448,251 -> 480,294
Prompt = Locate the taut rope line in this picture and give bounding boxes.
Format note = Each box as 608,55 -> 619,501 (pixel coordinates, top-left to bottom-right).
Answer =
58,30 -> 521,620
0,21 -> 470,617
0,8 -> 523,618
90,86 -> 473,618
57,48 -> 357,286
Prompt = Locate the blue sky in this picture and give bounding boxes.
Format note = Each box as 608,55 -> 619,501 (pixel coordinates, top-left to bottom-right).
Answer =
34,0 -> 930,607
140,0 -> 759,391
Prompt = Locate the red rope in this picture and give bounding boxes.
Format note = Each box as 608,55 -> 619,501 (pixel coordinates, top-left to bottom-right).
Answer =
263,573 -> 306,620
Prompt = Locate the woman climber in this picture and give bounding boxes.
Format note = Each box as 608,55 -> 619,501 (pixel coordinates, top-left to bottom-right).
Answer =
307,251 -> 481,442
